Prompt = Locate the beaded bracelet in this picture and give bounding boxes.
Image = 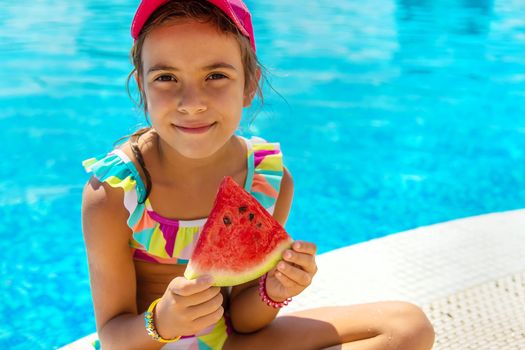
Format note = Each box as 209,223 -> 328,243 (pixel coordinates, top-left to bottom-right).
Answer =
258,273 -> 292,308
144,298 -> 181,343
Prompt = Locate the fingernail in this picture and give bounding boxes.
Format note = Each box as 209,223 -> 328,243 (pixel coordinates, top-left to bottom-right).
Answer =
284,251 -> 292,259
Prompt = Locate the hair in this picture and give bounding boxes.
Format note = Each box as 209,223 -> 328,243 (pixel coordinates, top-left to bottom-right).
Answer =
121,0 -> 265,203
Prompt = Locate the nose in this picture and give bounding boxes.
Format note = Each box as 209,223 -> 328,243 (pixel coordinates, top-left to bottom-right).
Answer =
177,84 -> 207,115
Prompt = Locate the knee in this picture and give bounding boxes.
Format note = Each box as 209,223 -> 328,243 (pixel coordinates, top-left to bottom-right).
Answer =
384,302 -> 435,350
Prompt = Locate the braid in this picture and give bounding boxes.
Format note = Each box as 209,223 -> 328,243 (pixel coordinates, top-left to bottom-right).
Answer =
130,128 -> 153,204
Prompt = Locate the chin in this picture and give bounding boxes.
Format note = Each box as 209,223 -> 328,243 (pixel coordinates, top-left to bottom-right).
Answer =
178,148 -> 217,159
175,141 -> 225,160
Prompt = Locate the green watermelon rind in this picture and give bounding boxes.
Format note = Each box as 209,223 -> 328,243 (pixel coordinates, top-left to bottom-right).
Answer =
184,238 -> 293,286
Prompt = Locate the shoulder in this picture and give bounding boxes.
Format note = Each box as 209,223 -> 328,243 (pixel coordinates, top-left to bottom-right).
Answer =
81,176 -> 129,237
81,131 -> 159,238
82,128 -> 158,202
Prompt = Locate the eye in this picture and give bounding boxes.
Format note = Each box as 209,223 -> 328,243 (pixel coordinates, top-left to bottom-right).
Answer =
207,73 -> 227,81
155,74 -> 177,82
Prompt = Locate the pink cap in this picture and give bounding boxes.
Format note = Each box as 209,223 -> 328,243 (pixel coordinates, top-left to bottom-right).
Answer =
131,0 -> 256,51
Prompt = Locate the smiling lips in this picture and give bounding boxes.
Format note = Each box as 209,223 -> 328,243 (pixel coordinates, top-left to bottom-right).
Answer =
174,122 -> 216,134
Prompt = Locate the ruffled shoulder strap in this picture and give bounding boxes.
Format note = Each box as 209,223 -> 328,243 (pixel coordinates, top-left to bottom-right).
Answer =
245,136 -> 284,214
82,149 -> 148,204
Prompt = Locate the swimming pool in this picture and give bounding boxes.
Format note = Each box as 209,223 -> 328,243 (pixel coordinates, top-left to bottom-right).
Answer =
1,0 -> 524,348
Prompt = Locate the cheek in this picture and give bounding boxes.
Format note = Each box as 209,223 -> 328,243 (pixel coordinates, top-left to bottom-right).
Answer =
211,84 -> 245,109
210,81 -> 242,98
144,85 -> 173,111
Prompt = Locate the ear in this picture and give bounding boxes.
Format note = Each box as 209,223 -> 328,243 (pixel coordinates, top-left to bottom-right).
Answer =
243,67 -> 262,107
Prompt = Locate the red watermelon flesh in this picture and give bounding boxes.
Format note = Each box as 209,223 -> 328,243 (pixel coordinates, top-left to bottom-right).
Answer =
184,176 -> 293,286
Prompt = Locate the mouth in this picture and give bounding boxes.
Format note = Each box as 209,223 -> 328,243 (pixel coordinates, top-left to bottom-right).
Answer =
173,122 -> 217,134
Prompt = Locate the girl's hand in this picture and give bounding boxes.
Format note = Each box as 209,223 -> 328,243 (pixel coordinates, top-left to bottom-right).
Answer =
154,276 -> 224,339
265,241 -> 318,302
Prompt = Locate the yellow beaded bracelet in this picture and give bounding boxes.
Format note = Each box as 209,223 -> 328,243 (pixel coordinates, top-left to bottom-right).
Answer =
144,298 -> 181,343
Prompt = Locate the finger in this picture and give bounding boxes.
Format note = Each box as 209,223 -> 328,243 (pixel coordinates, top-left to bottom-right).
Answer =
282,249 -> 318,274
186,290 -> 223,320
277,261 -> 312,287
274,270 -> 296,289
169,275 -> 215,297
191,305 -> 225,332
291,241 -> 317,255
174,285 -> 222,308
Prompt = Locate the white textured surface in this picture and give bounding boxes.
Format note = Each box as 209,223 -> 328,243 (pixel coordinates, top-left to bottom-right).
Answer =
423,271 -> 525,349
281,209 -> 525,350
59,209 -> 525,349
282,209 -> 525,311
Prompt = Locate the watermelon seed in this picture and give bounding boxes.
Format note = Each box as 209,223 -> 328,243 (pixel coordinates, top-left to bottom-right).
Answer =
239,206 -> 247,213
249,213 -> 255,221
256,222 -> 262,228
223,216 -> 232,225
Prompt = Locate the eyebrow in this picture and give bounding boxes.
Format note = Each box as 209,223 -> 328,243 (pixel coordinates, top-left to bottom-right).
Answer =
147,62 -> 237,74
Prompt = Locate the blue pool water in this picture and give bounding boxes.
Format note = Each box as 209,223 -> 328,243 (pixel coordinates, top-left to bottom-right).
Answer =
1,0 -> 525,348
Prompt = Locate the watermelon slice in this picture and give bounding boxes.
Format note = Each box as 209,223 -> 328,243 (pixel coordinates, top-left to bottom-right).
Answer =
184,176 -> 293,286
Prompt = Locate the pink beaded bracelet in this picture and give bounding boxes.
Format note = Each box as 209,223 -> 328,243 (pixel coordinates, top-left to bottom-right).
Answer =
258,273 -> 292,308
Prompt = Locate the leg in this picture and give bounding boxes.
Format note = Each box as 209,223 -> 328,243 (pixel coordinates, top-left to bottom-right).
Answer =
223,301 -> 435,350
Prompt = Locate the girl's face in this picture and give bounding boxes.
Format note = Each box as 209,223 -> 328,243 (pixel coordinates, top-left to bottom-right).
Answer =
140,19 -> 251,159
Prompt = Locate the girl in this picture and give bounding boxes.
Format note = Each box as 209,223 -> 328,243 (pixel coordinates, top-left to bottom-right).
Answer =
81,0 -> 435,349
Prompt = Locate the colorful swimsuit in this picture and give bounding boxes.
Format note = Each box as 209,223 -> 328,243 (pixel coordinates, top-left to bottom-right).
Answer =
83,136 -> 284,350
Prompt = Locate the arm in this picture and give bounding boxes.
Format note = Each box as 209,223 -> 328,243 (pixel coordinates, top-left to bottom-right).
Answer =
82,177 -> 164,350
228,167 -> 295,333
83,177 -> 224,349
